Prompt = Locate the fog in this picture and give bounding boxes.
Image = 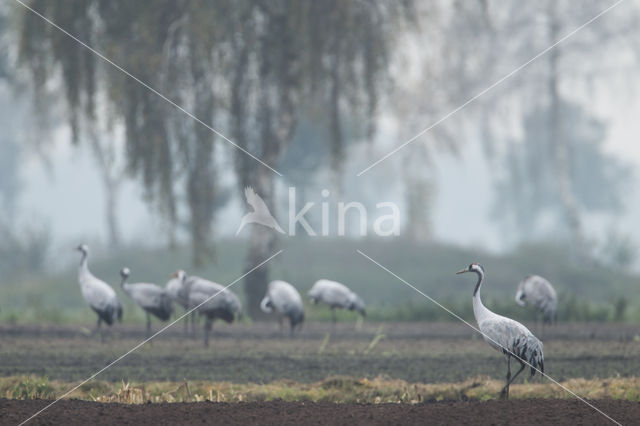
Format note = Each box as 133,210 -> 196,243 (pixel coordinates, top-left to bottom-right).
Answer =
3,0 -> 640,319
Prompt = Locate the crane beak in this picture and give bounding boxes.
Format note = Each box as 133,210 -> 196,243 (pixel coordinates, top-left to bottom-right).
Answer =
456,268 -> 468,275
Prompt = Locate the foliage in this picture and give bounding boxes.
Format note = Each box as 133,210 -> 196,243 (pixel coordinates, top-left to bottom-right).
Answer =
3,375 -> 55,400
17,0 -> 414,261
492,101 -> 631,240
17,0 -> 416,316
0,239 -> 639,324
2,375 -> 639,403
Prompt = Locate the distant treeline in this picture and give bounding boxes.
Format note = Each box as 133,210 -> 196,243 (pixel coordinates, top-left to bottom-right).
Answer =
0,239 -> 638,324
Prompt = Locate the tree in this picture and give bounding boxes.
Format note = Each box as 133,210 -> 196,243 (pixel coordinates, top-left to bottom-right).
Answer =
488,0 -> 634,256
492,100 -> 631,242
17,0 -> 415,316
411,0 -> 636,257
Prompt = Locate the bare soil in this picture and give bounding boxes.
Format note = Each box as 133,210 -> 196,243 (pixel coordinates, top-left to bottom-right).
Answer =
2,398 -> 638,425
0,322 -> 638,383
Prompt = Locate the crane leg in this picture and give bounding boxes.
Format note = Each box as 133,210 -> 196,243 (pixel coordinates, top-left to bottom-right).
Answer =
146,313 -> 151,338
183,309 -> 189,335
191,312 -> 197,335
204,319 -> 212,348
96,317 -> 104,343
331,308 -> 337,327
508,360 -> 526,387
501,358 -> 526,399
501,356 -> 511,399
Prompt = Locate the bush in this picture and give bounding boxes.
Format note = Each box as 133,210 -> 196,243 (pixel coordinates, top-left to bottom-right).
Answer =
5,376 -> 55,400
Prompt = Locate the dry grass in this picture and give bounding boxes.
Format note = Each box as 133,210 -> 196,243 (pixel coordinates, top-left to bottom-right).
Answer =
1,375 -> 639,404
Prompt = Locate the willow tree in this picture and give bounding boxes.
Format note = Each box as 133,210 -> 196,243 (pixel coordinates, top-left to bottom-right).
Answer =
18,0 -> 414,316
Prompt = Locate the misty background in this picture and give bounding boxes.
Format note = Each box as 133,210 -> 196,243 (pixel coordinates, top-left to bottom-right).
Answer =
1,0 -> 640,323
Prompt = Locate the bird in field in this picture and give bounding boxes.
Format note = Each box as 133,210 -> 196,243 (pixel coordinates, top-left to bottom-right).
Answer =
308,279 -> 366,324
260,280 -> 305,335
180,273 -> 242,347
165,270 -> 197,334
120,267 -> 173,337
515,275 -> 558,328
76,244 -> 122,341
457,263 -> 544,399
236,186 -> 285,235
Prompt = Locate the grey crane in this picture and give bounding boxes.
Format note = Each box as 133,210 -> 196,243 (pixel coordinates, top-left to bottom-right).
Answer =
457,263 -> 544,399
515,275 -> 558,327
260,280 -> 305,335
165,270 -> 197,334
76,244 -> 122,341
308,279 -> 366,323
120,267 -> 173,337
180,273 -> 242,347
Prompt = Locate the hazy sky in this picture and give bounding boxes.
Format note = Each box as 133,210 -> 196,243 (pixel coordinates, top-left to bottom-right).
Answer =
17,83 -> 640,260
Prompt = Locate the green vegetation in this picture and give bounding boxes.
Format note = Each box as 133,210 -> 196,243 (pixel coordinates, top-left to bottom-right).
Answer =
2,376 -> 55,400
0,239 -> 639,324
2,375 -> 639,403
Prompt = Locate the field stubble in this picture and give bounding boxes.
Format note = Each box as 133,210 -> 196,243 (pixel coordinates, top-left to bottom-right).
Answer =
0,322 -> 638,385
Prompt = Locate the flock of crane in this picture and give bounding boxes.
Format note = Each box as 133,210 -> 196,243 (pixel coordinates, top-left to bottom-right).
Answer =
76,244 -> 368,342
75,244 -> 558,399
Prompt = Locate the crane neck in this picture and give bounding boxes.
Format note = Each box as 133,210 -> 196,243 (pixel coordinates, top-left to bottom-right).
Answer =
120,275 -> 131,293
472,269 -> 490,322
473,269 -> 484,297
78,251 -> 89,282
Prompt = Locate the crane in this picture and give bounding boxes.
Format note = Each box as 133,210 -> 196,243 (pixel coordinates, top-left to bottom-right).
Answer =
308,279 -> 366,324
180,273 -> 242,347
260,280 -> 305,335
457,262 -> 544,399
76,244 -> 122,341
165,270 -> 196,334
515,275 -> 558,327
120,267 -> 173,337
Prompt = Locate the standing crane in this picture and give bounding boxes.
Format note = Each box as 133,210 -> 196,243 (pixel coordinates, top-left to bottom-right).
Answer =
515,275 -> 558,328
76,244 -> 122,341
165,270 -> 196,334
120,267 -> 173,337
180,273 -> 242,347
260,280 -> 305,335
308,279 -> 366,324
457,263 -> 544,399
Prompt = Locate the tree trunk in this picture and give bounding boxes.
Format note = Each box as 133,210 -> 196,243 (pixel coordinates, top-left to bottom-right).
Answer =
104,176 -> 121,248
548,2 -> 585,258
88,127 -> 123,249
244,165 -> 278,319
187,34 -> 216,267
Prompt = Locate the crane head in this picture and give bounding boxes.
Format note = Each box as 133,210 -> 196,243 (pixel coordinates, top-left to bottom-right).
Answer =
456,262 -> 484,275
76,243 -> 89,254
172,269 -> 186,282
120,267 -> 131,279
